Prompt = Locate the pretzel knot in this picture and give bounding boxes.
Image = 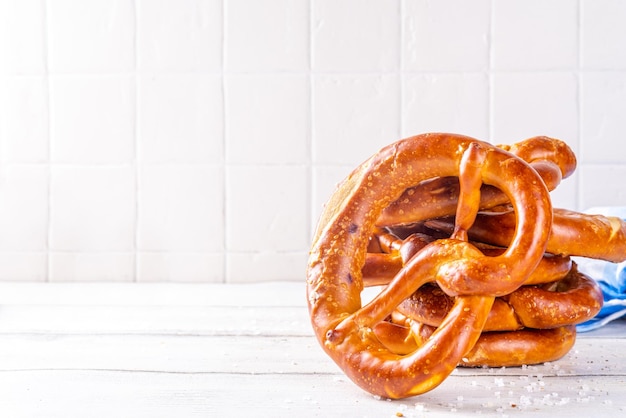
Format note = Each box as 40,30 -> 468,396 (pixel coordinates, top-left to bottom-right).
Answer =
307,133 -> 624,399
307,134 -> 559,399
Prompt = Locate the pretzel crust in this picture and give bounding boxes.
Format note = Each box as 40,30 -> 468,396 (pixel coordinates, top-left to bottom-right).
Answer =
307,133 -> 552,399
377,136 -> 576,227
362,248 -> 573,288
410,322 -> 577,367
462,326 -> 577,367
396,264 -> 603,332
424,208 -> 626,262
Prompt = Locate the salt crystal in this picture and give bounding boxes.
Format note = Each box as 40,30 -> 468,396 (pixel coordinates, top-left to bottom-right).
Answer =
525,382 -> 538,393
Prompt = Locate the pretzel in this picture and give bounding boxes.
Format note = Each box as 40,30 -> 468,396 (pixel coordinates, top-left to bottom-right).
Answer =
375,309 -> 578,366
368,248 -> 600,366
396,264 -> 603,332
362,231 -> 572,287
307,134 -> 553,399
377,136 -> 576,227
425,207 -> 626,262
409,322 -> 577,368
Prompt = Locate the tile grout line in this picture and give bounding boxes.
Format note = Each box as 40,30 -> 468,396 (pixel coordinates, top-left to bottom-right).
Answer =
221,0 -> 228,284
488,0 -> 494,143
576,0 -> 583,211
398,0 -> 404,138
42,0 -> 52,283
133,0 -> 140,282
308,0 -> 315,245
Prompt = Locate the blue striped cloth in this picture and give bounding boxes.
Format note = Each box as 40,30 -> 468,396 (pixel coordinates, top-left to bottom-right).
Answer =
576,207 -> 626,332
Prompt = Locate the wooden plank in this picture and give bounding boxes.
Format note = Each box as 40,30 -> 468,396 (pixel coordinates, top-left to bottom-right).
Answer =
0,305 -> 313,336
0,334 -> 340,375
0,333 -> 624,378
0,281 -> 624,418
578,319 -> 626,338
0,282 -> 308,307
0,369 -> 623,418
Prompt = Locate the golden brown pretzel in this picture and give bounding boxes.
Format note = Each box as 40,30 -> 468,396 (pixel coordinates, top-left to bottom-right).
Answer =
377,136 -> 576,227
497,135 -> 577,188
462,326 -> 577,367
426,208 -> 626,262
396,264 -> 603,331
362,231 -> 572,288
409,322 -> 577,367
307,133 -> 552,399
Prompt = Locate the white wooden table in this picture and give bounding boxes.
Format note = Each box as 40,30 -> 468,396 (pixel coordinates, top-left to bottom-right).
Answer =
0,282 -> 624,417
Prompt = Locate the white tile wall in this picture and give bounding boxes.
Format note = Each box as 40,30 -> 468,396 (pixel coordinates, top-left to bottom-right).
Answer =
225,74 -> 309,164
313,74 -> 399,166
0,76 -> 49,162
402,73 -> 489,139
312,0 -> 399,72
580,72 -> 626,163
50,75 -> 135,164
47,0 -> 135,73
138,0 -> 223,72
225,0 -> 309,72
138,73 -> 223,163
137,165 -> 223,252
50,166 -> 135,251
0,0 -> 46,75
491,72 -> 579,150
0,165 -> 48,251
402,0 -> 490,72
0,0 -> 624,282
581,0 -> 626,69
492,0 -> 578,71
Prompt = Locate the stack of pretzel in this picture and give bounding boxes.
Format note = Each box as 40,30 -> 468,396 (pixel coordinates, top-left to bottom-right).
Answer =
306,133 -> 626,399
